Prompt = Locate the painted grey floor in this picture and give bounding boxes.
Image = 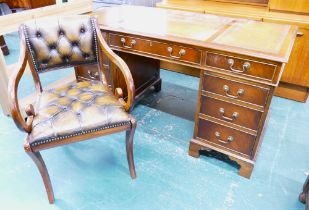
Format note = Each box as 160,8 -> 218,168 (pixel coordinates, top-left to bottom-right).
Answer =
1,33 -> 308,210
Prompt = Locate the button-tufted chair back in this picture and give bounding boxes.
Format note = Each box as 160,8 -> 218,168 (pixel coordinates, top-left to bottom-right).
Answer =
21,16 -> 98,73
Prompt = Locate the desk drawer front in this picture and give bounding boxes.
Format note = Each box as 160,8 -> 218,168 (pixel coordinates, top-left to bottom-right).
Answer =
109,33 -> 202,65
109,33 -> 152,53
151,42 -> 202,65
75,64 -> 100,81
203,74 -> 269,107
205,52 -> 277,81
200,95 -> 262,130
197,119 -> 256,156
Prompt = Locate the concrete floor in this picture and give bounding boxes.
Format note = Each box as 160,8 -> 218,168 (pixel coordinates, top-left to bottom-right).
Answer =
1,33 -> 308,210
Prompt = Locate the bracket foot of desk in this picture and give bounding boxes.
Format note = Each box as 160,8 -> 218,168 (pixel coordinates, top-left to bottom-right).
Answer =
188,139 -> 255,179
188,140 -> 201,158
228,156 -> 254,179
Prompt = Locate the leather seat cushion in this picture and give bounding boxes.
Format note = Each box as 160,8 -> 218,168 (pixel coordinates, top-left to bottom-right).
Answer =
29,80 -> 131,147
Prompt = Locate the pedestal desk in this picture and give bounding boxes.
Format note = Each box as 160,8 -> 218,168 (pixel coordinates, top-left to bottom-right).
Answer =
85,6 -> 297,178
156,0 -> 309,103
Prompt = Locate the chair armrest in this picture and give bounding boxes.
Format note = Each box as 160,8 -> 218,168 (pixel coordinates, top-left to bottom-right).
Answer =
94,23 -> 135,112
8,31 -> 34,133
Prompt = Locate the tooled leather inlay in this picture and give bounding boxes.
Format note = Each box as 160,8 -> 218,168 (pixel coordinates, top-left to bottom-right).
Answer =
22,16 -> 98,72
29,80 -> 131,147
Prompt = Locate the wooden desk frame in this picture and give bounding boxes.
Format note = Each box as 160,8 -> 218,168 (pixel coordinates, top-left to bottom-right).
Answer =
81,6 -> 297,178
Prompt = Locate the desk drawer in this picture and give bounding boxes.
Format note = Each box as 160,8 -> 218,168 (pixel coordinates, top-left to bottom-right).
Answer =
203,74 -> 269,107
197,118 -> 256,156
109,33 -> 152,53
205,52 -> 277,82
200,95 -> 262,130
75,64 -> 100,81
109,33 -> 202,65
151,41 -> 202,65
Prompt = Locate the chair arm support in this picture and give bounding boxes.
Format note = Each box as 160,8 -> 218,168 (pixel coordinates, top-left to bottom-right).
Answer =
95,23 -> 135,112
8,32 -> 34,133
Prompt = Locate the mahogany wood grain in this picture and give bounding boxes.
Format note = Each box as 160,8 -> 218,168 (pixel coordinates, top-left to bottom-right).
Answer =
205,52 -> 278,82
190,68 -> 275,178
95,22 -> 136,112
109,33 -> 153,57
95,6 -> 296,63
156,0 -> 309,102
109,33 -> 203,65
228,155 -> 254,178
200,95 -> 263,130
113,51 -> 161,101
91,6 -> 296,178
75,64 -> 100,82
202,73 -> 270,107
25,150 -> 54,203
100,31 -> 113,87
189,138 -> 255,178
160,61 -> 200,77
8,31 -> 34,133
151,41 -> 202,65
126,117 -> 137,179
197,118 -> 256,156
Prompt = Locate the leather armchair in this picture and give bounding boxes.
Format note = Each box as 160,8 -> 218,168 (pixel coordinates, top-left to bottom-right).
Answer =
8,15 -> 136,204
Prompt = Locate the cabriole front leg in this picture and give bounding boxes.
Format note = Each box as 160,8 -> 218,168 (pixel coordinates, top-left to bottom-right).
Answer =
126,117 -> 137,179
24,144 -> 54,204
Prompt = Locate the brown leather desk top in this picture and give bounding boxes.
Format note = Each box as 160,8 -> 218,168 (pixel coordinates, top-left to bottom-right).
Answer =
93,6 -> 297,63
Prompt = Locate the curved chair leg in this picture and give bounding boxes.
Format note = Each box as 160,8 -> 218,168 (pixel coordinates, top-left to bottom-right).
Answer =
26,151 -> 55,204
126,118 -> 137,179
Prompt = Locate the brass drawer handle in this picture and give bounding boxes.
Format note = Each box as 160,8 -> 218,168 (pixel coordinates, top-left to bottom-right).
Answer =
223,85 -> 245,99
87,70 -> 99,80
219,108 -> 239,121
167,47 -> 186,59
297,31 -> 304,37
120,37 -> 136,49
215,131 -> 234,144
227,58 -> 251,73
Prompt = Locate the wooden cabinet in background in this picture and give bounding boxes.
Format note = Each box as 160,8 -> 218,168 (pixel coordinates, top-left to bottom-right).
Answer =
279,29 -> 309,86
212,0 -> 269,6
157,0 -> 309,102
273,28 -> 309,102
3,0 -> 55,9
269,0 -> 309,15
